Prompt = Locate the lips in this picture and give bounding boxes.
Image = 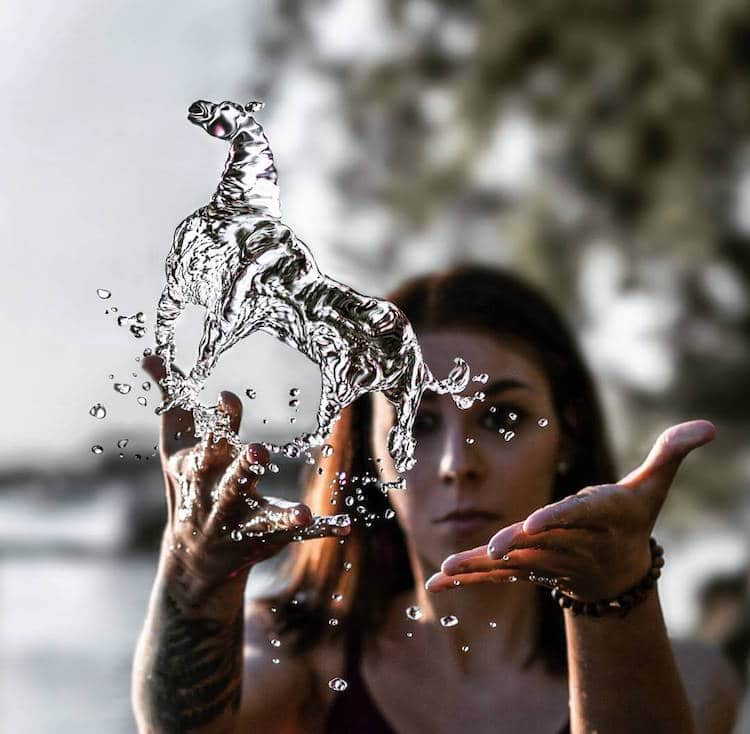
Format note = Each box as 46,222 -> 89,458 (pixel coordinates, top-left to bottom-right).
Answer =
433,509 -> 501,534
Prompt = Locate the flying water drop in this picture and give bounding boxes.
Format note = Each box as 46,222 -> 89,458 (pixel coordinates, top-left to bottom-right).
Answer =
405,605 -> 422,621
117,439 -> 129,449
97,289 -> 111,299
91,445 -> 104,455
114,383 -> 131,395
440,615 -> 459,628
89,404 -> 106,419
328,677 -> 348,692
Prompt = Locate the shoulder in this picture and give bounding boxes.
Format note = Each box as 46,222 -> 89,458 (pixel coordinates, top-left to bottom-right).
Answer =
237,600 -> 347,732
672,637 -> 740,734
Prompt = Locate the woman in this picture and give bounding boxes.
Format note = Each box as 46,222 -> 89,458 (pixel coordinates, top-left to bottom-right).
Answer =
133,266 -> 738,733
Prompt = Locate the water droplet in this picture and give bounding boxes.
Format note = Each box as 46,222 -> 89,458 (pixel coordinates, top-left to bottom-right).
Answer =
508,575 -> 518,583
328,677 -> 348,692
465,437 -> 475,445
405,605 -> 422,621
117,439 -> 129,449
453,579 -> 461,586
344,496 -> 354,507
268,463 -> 279,473
114,382 -> 131,395
331,593 -> 343,602
270,638 -> 281,647
230,529 -> 243,542
384,508 -> 395,519
288,398 -> 299,408
272,657 -> 280,664
405,631 -> 414,638
537,417 -> 549,427
97,288 -> 111,299
334,515 -> 351,527
137,397 -> 148,407
489,620 -> 497,629
245,388 -> 256,399
142,381 -> 152,391
472,373 -> 488,383
91,445 -> 104,454
343,562 -> 352,572
134,453 -> 142,460
440,615 -> 459,628
130,325 -> 146,338
321,444 -> 334,458
317,467 -> 324,475
503,431 -> 515,442
328,618 -> 339,626
289,388 -> 300,397
461,644 -> 470,653
89,403 -> 106,419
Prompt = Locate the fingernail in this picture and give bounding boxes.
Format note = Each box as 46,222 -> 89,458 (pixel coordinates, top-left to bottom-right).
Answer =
425,572 -> 441,591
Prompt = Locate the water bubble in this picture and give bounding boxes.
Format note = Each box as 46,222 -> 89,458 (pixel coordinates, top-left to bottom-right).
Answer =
108,374 -> 114,380
465,437 -> 475,445
289,399 -> 299,408
289,388 -> 300,397
384,509 -> 395,519
405,605 -> 422,621
538,417 -> 549,427
453,579 -> 461,586
91,445 -> 104,455
344,496 -> 354,507
472,373 -> 488,383
118,453 -> 124,459
230,529 -> 243,542
508,575 -> 518,583
89,403 -> 106,419
461,645 -> 470,653
334,515 -> 351,527
321,444 -> 334,458
272,657 -> 280,665
317,467 -> 324,475
328,618 -> 339,626
134,454 -> 142,460
331,593 -> 343,602
130,325 -> 146,338
503,431 -> 515,442
268,463 -> 279,473
343,562 -> 352,572
440,615 -> 459,628
114,383 -> 131,395
270,638 -> 281,648
489,621 -> 497,629
137,397 -> 148,407
501,554 -> 510,562
328,677 -> 348,692
143,348 -> 153,356
96,289 -> 111,299
249,463 -> 265,475
406,631 -> 414,638
117,439 -> 129,449
142,381 -> 152,391
245,389 -> 256,399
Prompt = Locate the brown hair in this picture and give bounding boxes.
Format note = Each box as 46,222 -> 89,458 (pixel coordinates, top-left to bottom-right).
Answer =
267,266 -> 616,674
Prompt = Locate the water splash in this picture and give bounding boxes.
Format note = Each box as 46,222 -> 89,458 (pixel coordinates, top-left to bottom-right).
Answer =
154,99 -> 479,482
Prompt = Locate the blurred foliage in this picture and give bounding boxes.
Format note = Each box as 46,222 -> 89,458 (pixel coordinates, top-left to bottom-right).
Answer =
249,0 -> 750,525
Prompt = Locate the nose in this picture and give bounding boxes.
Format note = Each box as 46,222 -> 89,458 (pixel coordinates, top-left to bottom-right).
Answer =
438,422 -> 483,485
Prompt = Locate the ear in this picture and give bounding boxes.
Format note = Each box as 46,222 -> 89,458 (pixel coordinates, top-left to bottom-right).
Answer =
245,101 -> 265,113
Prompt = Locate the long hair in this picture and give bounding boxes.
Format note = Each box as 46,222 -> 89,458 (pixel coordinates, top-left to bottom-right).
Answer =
266,266 -> 616,675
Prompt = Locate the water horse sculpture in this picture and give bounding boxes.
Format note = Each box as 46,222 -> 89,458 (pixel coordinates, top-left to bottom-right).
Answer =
155,100 -> 475,475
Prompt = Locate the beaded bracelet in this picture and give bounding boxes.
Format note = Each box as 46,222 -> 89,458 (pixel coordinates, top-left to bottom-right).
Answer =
551,537 -> 665,618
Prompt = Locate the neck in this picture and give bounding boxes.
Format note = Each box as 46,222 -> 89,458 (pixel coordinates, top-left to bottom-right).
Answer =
212,122 -> 281,217
406,548 -> 540,668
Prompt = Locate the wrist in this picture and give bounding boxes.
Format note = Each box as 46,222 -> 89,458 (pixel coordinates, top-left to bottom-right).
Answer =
553,538 -> 664,618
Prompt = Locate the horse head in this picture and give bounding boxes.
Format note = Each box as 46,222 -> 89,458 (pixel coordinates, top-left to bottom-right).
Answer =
187,99 -> 265,141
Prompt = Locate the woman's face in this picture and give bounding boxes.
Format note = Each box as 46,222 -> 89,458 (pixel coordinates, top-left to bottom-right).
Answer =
371,329 -> 564,567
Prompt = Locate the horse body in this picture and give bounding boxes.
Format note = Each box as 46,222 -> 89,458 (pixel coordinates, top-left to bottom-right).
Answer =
155,100 -> 472,473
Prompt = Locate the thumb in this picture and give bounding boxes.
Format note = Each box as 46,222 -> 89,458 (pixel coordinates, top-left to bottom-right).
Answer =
619,420 -> 716,496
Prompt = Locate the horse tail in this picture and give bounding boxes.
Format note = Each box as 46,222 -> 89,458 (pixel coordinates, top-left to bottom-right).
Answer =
425,357 -> 471,395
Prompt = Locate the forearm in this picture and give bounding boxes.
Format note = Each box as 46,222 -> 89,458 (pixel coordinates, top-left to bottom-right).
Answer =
566,591 -> 694,734
132,547 -> 248,734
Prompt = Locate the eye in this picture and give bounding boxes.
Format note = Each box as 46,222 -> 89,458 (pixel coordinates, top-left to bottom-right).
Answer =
412,411 -> 440,436
479,404 -> 525,433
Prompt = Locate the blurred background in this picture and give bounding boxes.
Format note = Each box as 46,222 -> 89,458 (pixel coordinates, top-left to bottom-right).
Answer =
2,0 -> 749,731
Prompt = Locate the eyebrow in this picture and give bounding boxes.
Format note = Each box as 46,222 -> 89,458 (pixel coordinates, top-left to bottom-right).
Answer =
421,377 -> 532,402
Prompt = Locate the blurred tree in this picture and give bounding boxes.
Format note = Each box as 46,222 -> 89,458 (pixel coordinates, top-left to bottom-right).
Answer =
247,0 -> 750,523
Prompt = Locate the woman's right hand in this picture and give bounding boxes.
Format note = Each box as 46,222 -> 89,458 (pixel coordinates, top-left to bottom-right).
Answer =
142,355 -> 349,605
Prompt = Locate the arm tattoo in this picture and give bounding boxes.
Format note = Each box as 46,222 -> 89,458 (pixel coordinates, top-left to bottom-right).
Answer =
145,590 -> 244,732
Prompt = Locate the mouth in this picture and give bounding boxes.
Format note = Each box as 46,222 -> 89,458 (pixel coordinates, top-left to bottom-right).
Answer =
433,509 -> 502,534
187,100 -> 211,124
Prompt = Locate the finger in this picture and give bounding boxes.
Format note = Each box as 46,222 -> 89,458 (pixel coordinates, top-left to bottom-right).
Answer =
292,513 -> 352,540
425,568 -> 519,593
142,355 -> 196,457
618,420 -> 716,497
522,487 -> 612,535
201,391 -> 243,469
208,443 -> 269,527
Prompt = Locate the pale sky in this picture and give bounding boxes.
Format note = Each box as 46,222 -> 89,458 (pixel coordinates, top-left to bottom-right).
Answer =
0,0 -> 349,468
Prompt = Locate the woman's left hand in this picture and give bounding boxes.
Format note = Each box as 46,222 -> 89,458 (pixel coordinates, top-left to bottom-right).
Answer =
426,420 -> 715,601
